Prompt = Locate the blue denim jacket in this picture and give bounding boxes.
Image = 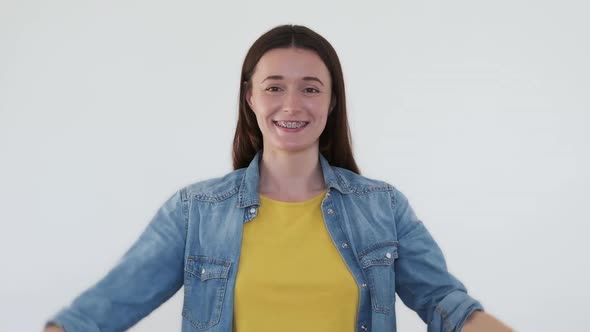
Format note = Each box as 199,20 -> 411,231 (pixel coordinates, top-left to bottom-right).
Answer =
48,151 -> 483,332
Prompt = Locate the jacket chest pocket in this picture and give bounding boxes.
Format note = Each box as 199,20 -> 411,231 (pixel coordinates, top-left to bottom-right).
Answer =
182,255 -> 231,330
358,241 -> 398,314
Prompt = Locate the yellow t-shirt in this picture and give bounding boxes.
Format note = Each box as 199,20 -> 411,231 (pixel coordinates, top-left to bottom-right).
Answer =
232,191 -> 359,331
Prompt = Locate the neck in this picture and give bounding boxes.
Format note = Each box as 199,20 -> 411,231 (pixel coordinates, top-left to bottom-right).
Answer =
258,146 -> 326,200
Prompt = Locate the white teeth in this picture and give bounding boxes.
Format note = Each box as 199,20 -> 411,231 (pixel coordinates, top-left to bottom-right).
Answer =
275,121 -> 308,129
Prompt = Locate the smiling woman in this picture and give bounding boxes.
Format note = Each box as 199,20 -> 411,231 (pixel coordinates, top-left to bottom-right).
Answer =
245,47 -> 333,161
44,24 -> 512,332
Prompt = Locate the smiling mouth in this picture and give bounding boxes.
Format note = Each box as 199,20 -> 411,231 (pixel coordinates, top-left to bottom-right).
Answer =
273,121 -> 310,129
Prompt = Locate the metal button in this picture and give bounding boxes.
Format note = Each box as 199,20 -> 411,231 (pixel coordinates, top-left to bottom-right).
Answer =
341,242 -> 349,249
249,207 -> 256,214
361,325 -> 368,331
361,283 -> 367,288
385,252 -> 391,259
327,208 -> 334,214
201,268 -> 205,274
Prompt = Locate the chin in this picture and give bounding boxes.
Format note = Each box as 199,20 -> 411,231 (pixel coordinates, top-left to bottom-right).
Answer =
263,136 -> 320,154
264,142 -> 312,153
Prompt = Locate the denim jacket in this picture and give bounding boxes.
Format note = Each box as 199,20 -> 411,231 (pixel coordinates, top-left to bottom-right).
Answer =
48,151 -> 483,332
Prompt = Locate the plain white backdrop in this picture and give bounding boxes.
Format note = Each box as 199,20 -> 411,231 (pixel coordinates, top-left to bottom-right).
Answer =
1,0 -> 589,331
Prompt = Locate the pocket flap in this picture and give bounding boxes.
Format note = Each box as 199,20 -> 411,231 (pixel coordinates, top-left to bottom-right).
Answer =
186,256 -> 231,281
358,241 -> 398,268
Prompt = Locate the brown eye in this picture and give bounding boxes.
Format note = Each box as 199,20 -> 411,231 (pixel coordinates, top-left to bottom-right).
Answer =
304,87 -> 320,93
266,87 -> 281,92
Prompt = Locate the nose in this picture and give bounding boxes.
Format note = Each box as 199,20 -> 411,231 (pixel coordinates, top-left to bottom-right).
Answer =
282,90 -> 303,113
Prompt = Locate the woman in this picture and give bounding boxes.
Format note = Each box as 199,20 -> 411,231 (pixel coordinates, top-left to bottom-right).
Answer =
45,25 -> 512,332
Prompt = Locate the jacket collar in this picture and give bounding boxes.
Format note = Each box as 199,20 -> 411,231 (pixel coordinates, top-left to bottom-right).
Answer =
237,150 -> 345,208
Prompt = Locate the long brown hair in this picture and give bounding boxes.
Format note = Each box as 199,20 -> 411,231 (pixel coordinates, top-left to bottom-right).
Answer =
232,24 -> 360,174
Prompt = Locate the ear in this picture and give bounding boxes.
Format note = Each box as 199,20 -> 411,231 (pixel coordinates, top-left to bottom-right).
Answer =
328,94 -> 336,114
245,85 -> 254,110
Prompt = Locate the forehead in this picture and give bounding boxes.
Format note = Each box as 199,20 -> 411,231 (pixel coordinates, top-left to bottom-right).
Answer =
253,48 -> 331,82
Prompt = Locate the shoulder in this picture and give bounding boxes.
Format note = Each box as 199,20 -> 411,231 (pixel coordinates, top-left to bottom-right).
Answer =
180,168 -> 246,201
332,166 -> 411,210
331,166 -> 397,194
333,166 -> 410,204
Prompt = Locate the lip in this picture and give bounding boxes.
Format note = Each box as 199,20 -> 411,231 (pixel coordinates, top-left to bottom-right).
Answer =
272,120 -> 309,132
272,120 -> 310,126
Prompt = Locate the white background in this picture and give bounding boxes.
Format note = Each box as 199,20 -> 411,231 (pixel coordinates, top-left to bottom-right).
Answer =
1,0 -> 589,331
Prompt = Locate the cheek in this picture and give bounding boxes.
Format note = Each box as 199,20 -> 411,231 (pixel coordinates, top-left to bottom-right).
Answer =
255,94 -> 281,108
305,99 -> 331,117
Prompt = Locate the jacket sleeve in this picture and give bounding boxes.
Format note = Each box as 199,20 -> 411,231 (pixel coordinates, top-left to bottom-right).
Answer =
391,188 -> 484,332
45,189 -> 188,332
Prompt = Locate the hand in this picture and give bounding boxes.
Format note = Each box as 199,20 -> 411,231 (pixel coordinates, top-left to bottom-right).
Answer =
462,311 -> 514,332
43,324 -> 65,332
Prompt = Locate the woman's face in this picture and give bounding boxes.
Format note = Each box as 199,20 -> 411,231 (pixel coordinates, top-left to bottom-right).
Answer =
246,47 -> 333,155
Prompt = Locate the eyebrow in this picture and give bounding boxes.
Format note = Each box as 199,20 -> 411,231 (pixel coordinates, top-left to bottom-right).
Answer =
261,75 -> 324,86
